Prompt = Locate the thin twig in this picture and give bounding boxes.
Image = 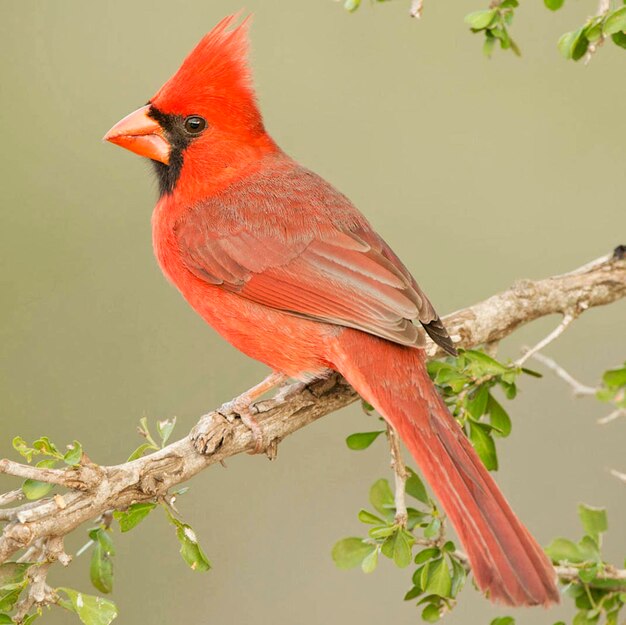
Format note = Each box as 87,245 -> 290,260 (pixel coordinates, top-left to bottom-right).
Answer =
597,408 -> 626,425
530,352 -> 597,397
409,0 -> 423,18
387,425 -> 408,527
610,469 -> 626,484
0,459 -> 78,489
0,489 -> 25,507
583,0 -> 612,64
516,312 -> 577,367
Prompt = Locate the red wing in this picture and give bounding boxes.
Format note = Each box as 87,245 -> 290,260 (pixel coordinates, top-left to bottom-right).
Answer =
176,216 -> 455,353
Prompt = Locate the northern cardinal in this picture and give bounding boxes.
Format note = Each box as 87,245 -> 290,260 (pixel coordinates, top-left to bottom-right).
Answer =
105,14 -> 558,606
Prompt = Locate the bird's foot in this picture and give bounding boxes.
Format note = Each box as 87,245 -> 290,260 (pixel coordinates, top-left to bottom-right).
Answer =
218,397 -> 266,455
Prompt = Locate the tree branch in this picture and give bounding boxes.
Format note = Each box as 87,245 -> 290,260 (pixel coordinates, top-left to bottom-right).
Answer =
1,248 -> 625,586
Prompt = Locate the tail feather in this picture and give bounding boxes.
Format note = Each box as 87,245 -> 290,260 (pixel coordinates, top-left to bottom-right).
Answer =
332,330 -> 559,606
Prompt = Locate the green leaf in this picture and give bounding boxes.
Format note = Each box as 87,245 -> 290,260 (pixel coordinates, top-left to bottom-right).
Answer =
423,558 -> 452,597
463,350 -> 507,376
491,618 -> 515,625
578,504 -> 608,541
488,394 -> 512,437
63,441 -> 83,466
464,10 -> 497,30
557,30 -> 579,59
405,468 -> 429,504
175,523 -> 211,572
0,614 -> 13,624
89,530 -> 114,594
58,588 -> 117,625
450,557 -> 467,597
467,385 -> 489,419
0,585 -> 24,613
404,586 -> 422,601
0,563 -> 30,587
578,535 -> 600,561
468,422 -> 498,471
345,431 -> 384,450
421,603 -> 441,623
156,418 -> 177,447
369,479 -> 394,516
612,31 -> 626,48
344,0 -> 361,12
22,459 -> 57,500
12,436 -> 36,462
391,530 -> 413,568
332,538 -> 374,569
545,537 -> 585,563
126,442 -> 156,462
483,35 -> 496,58
604,7 -> 626,35
424,518 -> 441,539
361,547 -> 378,573
32,437 -> 62,458
113,502 -> 157,533
544,0 -> 564,10
415,547 -> 440,564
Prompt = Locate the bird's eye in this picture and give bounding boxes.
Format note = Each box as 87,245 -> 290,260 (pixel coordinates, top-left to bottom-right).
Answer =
184,116 -> 207,134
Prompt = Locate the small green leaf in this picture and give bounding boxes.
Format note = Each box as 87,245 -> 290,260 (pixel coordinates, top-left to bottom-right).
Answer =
421,603 -> 441,623
391,530 -> 413,568
468,422 -> 498,471
126,442 -> 156,462
544,0 -> 564,10
483,34 -> 496,57
344,0 -> 361,12
57,588 -> 118,625
345,431 -> 384,451
612,31 -> 626,48
488,394 -> 512,437
90,530 -> 114,594
22,459 -> 57,500
174,523 -> 211,572
332,538 -> 374,569
156,418 -> 177,447
491,617 -> 515,625
405,469 -> 429,504
464,9 -> 497,30
0,614 -> 13,624
467,385 -> 489,419
32,437 -> 62,458
423,558 -> 452,597
404,586 -> 422,601
604,7 -> 626,36
63,441 -> 83,466
424,518 -> 441,539
361,547 -> 379,573
578,504 -> 608,541
113,503 -> 157,533
450,557 -> 467,597
0,563 -> 30,587
415,547 -> 440,564
369,479 -> 394,516
12,436 -> 36,462
545,537 -> 584,563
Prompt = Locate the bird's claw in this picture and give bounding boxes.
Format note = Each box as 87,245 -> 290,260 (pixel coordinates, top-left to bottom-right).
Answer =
218,399 -> 265,455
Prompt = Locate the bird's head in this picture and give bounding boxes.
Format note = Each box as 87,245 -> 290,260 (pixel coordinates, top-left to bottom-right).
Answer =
104,13 -> 275,196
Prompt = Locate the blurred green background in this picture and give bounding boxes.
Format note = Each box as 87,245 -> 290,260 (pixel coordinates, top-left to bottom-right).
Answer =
1,1 -> 624,624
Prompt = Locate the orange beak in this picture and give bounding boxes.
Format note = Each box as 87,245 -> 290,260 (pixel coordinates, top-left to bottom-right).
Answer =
104,105 -> 170,165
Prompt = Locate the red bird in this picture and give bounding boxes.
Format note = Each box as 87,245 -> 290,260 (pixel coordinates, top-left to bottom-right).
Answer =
105,15 -> 558,606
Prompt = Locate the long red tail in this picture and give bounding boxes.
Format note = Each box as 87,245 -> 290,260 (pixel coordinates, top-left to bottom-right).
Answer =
331,329 -> 559,606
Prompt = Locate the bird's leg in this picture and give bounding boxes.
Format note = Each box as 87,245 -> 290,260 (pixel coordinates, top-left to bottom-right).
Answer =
218,372 -> 288,454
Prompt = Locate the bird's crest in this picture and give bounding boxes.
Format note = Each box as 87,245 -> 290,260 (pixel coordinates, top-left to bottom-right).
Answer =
151,13 -> 262,131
